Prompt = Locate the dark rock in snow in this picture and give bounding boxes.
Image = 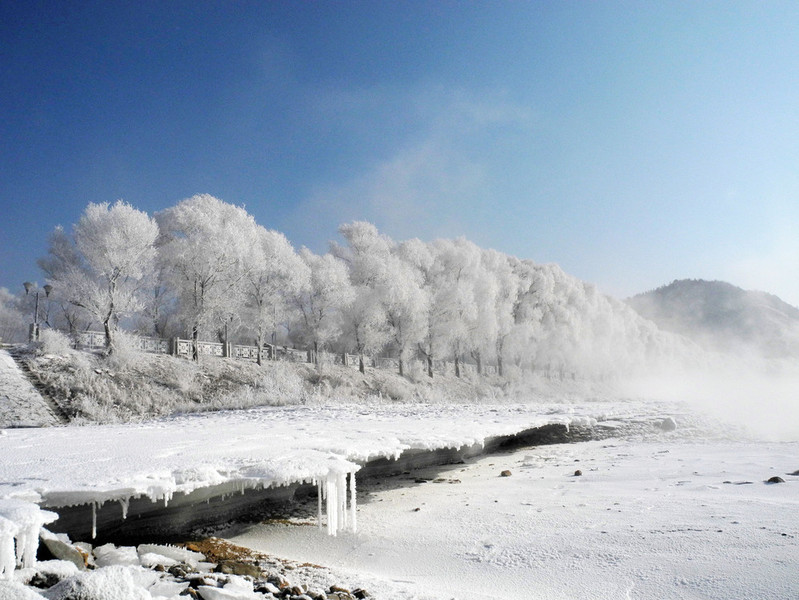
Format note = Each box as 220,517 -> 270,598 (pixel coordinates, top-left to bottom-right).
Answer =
353,588 -> 370,598
28,570 -> 62,589
574,470 -> 583,477
766,476 -> 785,484
500,470 -> 512,477
168,563 -> 196,579
787,470 -> 799,476
216,559 -> 261,578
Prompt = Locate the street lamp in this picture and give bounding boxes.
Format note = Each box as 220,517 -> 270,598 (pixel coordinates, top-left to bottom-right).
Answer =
23,282 -> 53,342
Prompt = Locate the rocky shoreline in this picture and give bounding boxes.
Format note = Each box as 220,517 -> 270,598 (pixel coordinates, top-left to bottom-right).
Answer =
6,532 -> 373,599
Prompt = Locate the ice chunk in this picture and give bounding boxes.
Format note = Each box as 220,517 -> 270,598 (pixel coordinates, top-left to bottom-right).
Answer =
0,579 -> 46,599
42,565 -> 150,600
93,543 -> 139,567
148,578 -> 189,598
137,544 -> 205,565
197,584 -> 264,599
32,559 -> 79,580
138,552 -> 178,568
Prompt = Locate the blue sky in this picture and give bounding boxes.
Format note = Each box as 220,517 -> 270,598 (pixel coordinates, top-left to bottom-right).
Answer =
2,1 -> 799,305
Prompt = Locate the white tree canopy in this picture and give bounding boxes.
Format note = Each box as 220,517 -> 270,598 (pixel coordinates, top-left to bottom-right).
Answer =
39,200 -> 159,353
155,194 -> 258,359
242,226 -> 307,364
292,248 -> 353,365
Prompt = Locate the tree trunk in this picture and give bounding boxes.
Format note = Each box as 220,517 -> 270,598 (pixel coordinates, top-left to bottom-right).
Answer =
313,341 -> 320,370
103,318 -> 113,355
497,354 -> 504,378
427,354 -> 433,378
192,324 -> 200,361
454,355 -> 461,378
359,353 -> 365,374
398,357 -> 404,377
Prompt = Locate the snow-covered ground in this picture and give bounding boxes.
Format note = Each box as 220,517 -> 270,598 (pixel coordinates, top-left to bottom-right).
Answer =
0,401 -> 646,509
1,345 -> 796,599
228,437 -> 799,600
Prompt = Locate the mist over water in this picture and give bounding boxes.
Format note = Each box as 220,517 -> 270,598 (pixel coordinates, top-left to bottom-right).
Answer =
624,362 -> 799,443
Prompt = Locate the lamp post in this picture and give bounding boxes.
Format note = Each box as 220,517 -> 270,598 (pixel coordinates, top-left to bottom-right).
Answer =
23,282 -> 53,342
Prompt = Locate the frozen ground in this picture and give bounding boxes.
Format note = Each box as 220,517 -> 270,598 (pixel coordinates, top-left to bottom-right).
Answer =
227,437 -> 799,600
0,349 -> 59,428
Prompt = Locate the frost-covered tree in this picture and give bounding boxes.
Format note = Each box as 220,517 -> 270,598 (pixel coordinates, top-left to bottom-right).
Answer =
243,226 -> 307,365
333,222 -> 392,373
0,288 -> 27,343
155,194 -> 257,360
382,245 -> 427,377
39,201 -> 159,354
482,249 -> 519,377
398,238 -> 441,377
292,248 -> 353,366
429,238 -> 482,377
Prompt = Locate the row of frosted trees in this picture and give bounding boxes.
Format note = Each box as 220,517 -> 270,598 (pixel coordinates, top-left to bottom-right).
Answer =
31,194 -> 694,378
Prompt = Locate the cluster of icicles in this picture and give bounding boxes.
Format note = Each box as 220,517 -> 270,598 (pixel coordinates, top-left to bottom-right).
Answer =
0,467 -> 357,580
315,469 -> 357,536
0,499 -> 58,579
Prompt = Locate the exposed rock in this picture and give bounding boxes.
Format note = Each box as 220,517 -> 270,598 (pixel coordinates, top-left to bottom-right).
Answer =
216,559 -> 262,578
40,529 -> 89,570
574,470 -> 583,477
28,570 -> 62,589
352,589 -> 370,599
766,476 -> 785,484
169,562 -> 197,579
500,470 -> 512,477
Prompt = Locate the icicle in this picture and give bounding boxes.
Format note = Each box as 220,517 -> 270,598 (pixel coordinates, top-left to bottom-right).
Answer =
91,502 -> 97,540
119,497 -> 129,520
349,471 -> 357,534
326,475 -> 337,536
337,471 -> 347,533
0,518 -> 15,580
317,481 -> 323,531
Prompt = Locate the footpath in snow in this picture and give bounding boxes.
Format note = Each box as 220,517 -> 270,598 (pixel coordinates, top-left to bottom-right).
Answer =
0,349 -> 59,428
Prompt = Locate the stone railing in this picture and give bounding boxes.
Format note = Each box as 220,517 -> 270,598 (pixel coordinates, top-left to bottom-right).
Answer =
70,330 -> 535,378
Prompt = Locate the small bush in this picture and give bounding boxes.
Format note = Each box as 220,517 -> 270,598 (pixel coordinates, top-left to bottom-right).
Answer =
38,328 -> 74,355
106,330 -> 143,369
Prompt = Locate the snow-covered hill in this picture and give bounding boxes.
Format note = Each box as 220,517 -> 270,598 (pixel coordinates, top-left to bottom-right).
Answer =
627,279 -> 799,358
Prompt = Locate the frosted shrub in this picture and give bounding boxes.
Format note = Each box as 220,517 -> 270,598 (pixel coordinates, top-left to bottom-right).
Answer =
106,330 -> 142,369
38,328 -> 74,355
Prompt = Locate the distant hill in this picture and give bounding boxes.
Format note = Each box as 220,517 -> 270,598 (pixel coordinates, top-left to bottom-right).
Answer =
627,279 -> 799,358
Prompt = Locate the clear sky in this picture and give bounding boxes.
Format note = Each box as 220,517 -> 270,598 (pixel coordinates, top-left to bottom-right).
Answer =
2,1 -> 798,306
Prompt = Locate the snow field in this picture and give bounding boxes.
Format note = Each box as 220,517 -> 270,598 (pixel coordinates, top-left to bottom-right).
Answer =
228,438 -> 799,600
0,401 -> 644,583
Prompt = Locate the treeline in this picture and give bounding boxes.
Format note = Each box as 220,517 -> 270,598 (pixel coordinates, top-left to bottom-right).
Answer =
13,194 -> 696,378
